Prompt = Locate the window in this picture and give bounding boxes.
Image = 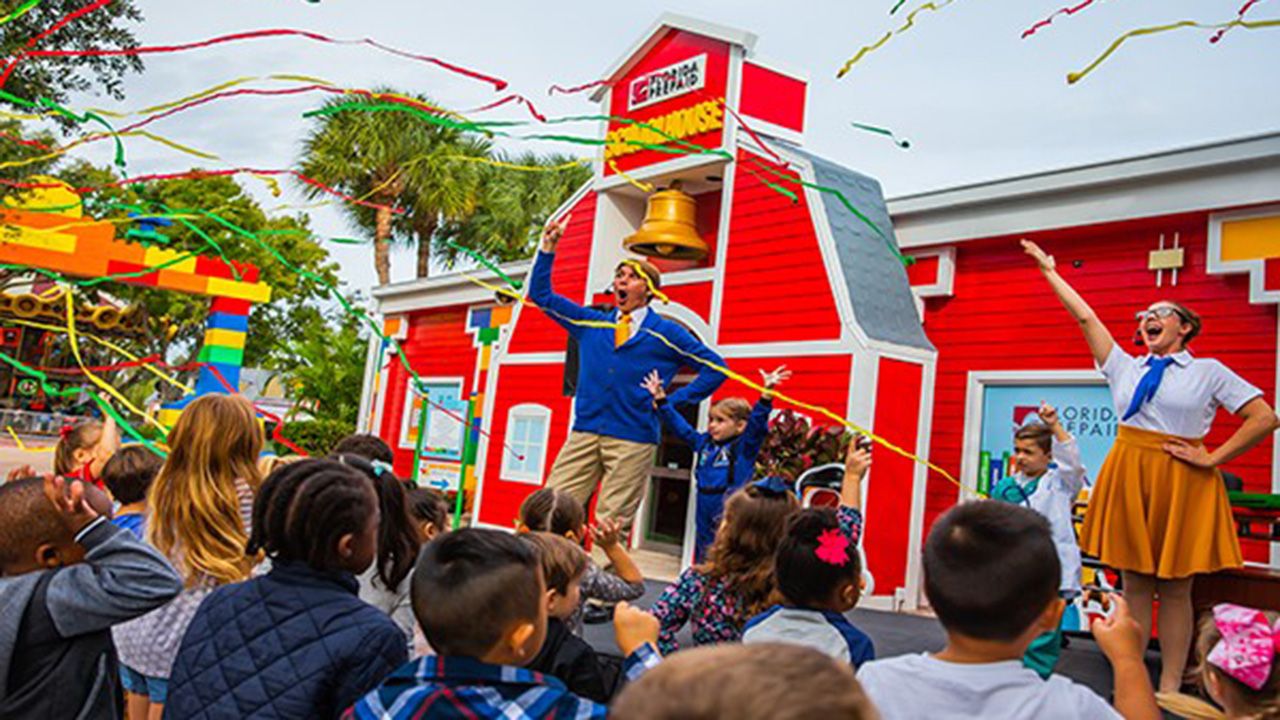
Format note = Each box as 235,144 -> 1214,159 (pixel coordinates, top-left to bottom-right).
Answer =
501,404 -> 552,484
398,378 -> 466,461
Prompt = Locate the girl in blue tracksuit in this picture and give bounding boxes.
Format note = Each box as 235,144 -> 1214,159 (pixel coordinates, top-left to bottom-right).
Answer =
643,366 -> 791,562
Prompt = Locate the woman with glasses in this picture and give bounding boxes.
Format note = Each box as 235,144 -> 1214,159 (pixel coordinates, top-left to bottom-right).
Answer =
1022,239 -> 1279,693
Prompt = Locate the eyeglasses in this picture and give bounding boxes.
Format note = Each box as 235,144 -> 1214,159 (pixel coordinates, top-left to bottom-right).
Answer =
1134,306 -> 1184,322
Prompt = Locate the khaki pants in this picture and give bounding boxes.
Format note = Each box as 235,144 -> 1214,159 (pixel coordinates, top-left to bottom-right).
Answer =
546,431 -> 655,530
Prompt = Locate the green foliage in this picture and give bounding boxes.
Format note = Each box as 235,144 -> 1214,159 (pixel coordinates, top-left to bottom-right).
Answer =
275,417 -> 355,457
755,409 -> 852,481
0,118 -> 58,189
0,1 -> 144,112
275,305 -> 367,425
436,151 -> 592,265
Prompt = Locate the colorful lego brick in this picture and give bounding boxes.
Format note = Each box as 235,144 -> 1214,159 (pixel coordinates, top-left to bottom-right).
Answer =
156,268 -> 210,295
0,223 -> 78,253
105,259 -> 161,287
197,344 -> 244,365
479,344 -> 491,371
143,246 -> 198,274
469,308 -> 491,329
206,277 -> 272,303
478,326 -> 499,344
0,243 -> 109,279
194,255 -> 239,280
491,305 -> 512,325
203,328 -> 246,349
206,312 -> 250,332
210,297 -> 253,315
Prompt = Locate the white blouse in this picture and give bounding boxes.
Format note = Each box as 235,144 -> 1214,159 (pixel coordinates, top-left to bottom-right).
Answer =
1098,346 -> 1262,439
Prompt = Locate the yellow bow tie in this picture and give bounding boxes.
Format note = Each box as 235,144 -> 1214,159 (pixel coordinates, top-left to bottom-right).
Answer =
614,312 -> 631,349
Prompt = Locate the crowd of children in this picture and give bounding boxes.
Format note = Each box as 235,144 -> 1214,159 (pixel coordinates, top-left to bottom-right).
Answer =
0,383 -> 1275,720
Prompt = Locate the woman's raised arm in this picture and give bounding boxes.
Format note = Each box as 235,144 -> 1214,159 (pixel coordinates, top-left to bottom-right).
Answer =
1022,239 -> 1116,365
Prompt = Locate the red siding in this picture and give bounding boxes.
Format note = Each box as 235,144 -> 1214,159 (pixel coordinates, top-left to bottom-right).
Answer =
867,358 -> 923,595
921,215 -> 1277,562
379,307 -> 479,478
906,254 -> 940,286
710,354 -> 852,413
508,193 -> 598,354
477,363 -> 575,528
739,61 -> 806,134
660,281 -> 713,324
719,151 -> 842,344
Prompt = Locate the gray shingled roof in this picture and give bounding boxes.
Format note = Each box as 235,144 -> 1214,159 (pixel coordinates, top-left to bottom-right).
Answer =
784,145 -> 935,352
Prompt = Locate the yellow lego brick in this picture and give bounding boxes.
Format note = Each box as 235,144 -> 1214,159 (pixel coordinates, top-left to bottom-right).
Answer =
1222,215 -> 1280,262
203,328 -> 247,349
144,246 -> 198,273
205,277 -> 272,303
0,224 -> 78,254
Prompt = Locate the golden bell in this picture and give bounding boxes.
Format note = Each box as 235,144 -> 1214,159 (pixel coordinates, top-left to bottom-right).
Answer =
623,186 -> 708,261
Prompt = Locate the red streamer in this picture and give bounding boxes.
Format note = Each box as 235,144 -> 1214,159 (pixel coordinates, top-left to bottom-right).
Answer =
0,28 -> 509,92
0,129 -> 52,150
1211,0 -> 1264,42
0,0 -> 115,88
466,94 -> 547,122
1022,0 -> 1102,39
548,79 -> 611,96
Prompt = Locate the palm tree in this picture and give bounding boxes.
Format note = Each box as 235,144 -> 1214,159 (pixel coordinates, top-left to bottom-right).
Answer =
436,151 -> 591,267
298,90 -> 485,284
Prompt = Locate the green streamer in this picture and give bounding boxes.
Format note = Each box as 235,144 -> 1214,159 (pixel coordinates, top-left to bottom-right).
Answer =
0,0 -> 42,25
443,240 -> 522,289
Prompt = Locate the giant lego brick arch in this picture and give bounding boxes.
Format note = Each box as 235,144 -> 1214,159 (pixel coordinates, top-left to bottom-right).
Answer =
0,177 -> 272,426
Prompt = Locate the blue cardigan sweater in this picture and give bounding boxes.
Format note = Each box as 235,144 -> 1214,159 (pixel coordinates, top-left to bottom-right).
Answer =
530,250 -> 726,444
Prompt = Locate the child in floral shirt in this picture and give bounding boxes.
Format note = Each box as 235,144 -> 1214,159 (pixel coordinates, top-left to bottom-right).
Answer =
649,477 -> 799,654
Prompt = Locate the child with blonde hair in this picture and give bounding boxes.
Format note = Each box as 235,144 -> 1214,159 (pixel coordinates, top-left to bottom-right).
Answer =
643,365 -> 790,561
650,478 -> 799,654
113,393 -> 263,720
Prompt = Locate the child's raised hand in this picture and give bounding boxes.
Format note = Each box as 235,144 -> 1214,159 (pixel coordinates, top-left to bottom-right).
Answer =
640,370 -> 666,401
42,474 -> 99,535
613,601 -> 660,656
759,365 -> 791,391
591,517 -> 624,549
1038,402 -> 1060,428
844,438 -> 872,480
1090,594 -> 1146,664
5,464 -> 37,484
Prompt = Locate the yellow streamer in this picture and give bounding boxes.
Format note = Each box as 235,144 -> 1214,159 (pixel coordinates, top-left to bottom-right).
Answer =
619,259 -> 670,304
6,426 -> 56,452
1069,16 -> 1280,84
450,155 -> 589,173
460,272 -> 971,495
0,129 -> 220,170
837,0 -> 956,77
61,287 -> 171,433
607,160 -> 655,193
2,316 -> 193,395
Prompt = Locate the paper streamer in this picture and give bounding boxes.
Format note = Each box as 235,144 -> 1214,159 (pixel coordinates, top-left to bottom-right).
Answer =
1022,0 -> 1103,40
607,160 -> 655,193
548,79 -> 611,96
460,270 -> 970,495
1,316 -> 192,394
1211,0 -> 1265,42
1069,17 -> 1280,84
0,128 -> 52,150
443,240 -> 523,289
837,0 -> 956,78
0,0 -> 41,26
6,425 -> 56,452
0,28 -> 509,91
889,0 -> 908,14
850,121 -> 911,149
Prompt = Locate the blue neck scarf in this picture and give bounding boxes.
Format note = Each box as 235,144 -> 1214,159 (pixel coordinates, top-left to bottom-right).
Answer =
1122,356 -> 1176,421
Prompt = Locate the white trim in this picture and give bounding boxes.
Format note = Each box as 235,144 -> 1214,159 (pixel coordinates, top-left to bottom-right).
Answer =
737,115 -> 803,147
588,13 -> 758,102
372,265 -> 529,314
501,352 -> 567,365
498,403 -> 553,485
907,246 -> 956,299
904,356 -> 938,611
959,370 -> 1106,495
371,344 -> 392,439
663,267 -> 716,286
707,125 -> 737,343
1273,311 -> 1280,567
656,302 -> 715,345
889,132 -> 1280,249
1206,204 -> 1280,304
357,333 -> 380,433
594,151 -> 730,192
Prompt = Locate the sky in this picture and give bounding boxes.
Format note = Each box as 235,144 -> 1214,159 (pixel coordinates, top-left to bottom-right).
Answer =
53,0 -> 1280,294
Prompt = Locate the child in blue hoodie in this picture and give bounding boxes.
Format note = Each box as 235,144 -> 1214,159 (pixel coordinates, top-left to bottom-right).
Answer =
643,365 -> 790,562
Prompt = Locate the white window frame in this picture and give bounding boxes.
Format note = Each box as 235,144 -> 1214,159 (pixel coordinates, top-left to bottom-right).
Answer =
500,403 -> 553,485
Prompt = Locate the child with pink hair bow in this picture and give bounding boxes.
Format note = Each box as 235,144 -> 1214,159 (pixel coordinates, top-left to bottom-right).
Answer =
1196,603 -> 1280,718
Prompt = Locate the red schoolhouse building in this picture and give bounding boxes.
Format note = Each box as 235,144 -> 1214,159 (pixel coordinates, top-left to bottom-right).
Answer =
359,14 -> 938,611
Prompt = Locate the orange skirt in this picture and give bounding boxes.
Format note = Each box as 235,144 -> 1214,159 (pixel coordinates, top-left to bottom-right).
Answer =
1080,426 -> 1242,579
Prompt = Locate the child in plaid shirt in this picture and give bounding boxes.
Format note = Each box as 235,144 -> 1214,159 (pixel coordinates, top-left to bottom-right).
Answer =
344,529 -> 660,720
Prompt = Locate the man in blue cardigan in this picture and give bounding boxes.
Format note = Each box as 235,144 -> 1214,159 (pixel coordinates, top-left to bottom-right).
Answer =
532,214 -> 726,530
